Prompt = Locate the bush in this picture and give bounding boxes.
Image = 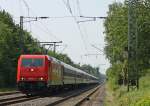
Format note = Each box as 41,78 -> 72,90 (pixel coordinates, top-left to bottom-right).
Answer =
136,97 -> 150,106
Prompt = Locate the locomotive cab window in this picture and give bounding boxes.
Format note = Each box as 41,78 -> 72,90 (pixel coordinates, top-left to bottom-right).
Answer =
21,58 -> 44,67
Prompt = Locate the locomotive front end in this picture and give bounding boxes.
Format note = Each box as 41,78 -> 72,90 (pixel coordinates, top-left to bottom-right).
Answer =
17,55 -> 48,94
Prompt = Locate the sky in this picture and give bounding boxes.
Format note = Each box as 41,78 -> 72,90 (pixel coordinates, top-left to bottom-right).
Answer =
0,0 -> 124,74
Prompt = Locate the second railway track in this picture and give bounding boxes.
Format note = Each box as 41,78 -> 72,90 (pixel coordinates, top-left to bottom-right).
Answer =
0,91 -> 20,96
0,96 -> 40,106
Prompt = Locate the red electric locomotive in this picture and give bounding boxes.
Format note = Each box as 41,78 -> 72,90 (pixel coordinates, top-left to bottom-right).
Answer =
17,54 -> 98,95
17,55 -> 44,93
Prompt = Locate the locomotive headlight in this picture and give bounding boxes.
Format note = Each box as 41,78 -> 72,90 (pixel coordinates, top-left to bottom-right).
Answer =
39,77 -> 44,81
21,77 -> 25,80
30,68 -> 34,72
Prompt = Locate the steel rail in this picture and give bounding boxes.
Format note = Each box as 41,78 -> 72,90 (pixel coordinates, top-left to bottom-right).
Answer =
0,95 -> 40,105
0,91 -> 20,96
75,83 -> 104,106
45,85 -> 99,106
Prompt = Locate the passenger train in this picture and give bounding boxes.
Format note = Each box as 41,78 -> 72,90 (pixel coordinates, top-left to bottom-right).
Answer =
17,55 -> 99,95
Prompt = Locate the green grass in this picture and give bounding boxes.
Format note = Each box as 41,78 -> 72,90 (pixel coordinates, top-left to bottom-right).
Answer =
104,84 -> 119,106
0,87 -> 17,92
105,75 -> 150,106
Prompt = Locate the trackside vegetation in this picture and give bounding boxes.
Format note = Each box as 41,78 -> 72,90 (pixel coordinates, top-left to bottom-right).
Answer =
105,74 -> 150,106
104,0 -> 150,106
0,10 -> 102,89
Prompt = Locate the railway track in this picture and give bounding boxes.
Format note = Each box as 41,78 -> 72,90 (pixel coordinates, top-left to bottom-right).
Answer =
0,84 -> 104,106
76,84 -> 105,106
46,86 -> 99,106
47,84 -> 103,106
0,91 -> 39,106
0,95 -> 40,106
12,85 -> 98,106
0,91 -> 20,96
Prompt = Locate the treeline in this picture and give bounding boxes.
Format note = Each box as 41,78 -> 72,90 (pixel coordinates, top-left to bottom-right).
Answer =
0,10 -> 101,88
0,10 -> 45,87
104,0 -> 150,90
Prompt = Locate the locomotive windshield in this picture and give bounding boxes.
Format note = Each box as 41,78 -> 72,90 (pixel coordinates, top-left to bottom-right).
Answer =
21,58 -> 43,67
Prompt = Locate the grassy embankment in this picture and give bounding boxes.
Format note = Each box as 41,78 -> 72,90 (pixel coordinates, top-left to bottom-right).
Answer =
0,88 -> 17,92
105,74 -> 150,106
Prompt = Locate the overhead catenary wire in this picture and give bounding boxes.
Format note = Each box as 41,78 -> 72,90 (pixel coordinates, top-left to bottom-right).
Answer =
59,44 -> 68,53
16,0 -> 65,54
13,15 -> 107,20
76,0 -> 82,16
31,21 -> 59,41
21,0 -> 29,16
18,0 -> 62,43
31,31 -> 45,42
96,20 -> 102,39
67,0 -> 73,14
76,0 -> 106,56
62,0 -> 88,52
21,0 -> 32,32
75,0 -> 103,58
27,1 -> 88,54
61,0 -> 108,64
13,16 -> 81,19
91,44 -> 103,52
18,1 -> 105,54
62,0 -> 107,67
37,20 -> 61,41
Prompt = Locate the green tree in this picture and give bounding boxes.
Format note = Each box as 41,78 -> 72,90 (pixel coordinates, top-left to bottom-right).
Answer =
0,10 -> 42,87
104,0 -> 150,89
